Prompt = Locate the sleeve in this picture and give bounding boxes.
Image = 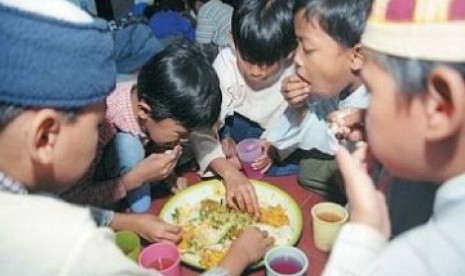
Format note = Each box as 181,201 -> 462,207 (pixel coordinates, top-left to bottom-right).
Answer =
339,86 -> 370,109
263,99 -> 339,159
322,223 -> 387,276
65,227 -> 159,276
89,206 -> 115,227
190,129 -> 226,174
195,9 -> 215,44
190,49 -> 240,173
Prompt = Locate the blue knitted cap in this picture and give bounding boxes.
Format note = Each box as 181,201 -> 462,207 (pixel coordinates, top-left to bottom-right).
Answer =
0,0 -> 116,109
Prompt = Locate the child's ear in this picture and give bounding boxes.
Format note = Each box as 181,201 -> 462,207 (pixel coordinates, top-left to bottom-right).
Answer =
137,100 -> 152,121
28,110 -> 61,164
349,43 -> 365,72
424,66 -> 465,142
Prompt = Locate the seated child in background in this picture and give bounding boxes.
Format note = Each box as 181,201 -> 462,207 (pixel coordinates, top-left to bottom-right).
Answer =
0,1 -> 273,274
194,0 -> 234,62
62,41 -> 222,214
265,0 -> 371,203
323,0 -> 465,274
145,0 -> 195,44
190,0 -> 298,215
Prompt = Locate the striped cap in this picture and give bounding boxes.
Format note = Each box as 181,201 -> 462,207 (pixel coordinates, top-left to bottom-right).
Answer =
362,0 -> 465,62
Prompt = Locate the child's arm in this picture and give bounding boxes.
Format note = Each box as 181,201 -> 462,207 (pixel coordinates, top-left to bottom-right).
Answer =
210,227 -> 274,276
322,143 -> 390,276
61,147 -> 181,207
110,212 -> 182,243
89,206 -> 182,243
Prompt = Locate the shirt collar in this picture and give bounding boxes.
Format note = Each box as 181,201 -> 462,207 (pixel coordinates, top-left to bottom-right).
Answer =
433,173 -> 465,217
0,171 -> 28,195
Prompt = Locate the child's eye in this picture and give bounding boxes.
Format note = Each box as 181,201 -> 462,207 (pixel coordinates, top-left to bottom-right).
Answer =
303,48 -> 315,55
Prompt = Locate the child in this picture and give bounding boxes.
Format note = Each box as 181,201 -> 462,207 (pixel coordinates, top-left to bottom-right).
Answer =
195,0 -> 234,48
145,0 -> 195,44
190,0 -> 298,215
61,41 -> 222,213
0,0 -> 273,274
323,0 -> 465,274
266,0 -> 371,202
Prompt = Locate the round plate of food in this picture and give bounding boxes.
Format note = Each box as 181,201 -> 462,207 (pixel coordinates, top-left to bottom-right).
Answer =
159,179 -> 303,270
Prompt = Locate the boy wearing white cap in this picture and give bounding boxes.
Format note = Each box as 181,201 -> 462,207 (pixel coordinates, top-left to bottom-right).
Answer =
323,0 -> 465,275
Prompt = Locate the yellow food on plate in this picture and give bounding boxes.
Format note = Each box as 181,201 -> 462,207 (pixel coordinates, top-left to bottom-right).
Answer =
174,199 -> 290,268
200,248 -> 228,268
259,205 -> 289,227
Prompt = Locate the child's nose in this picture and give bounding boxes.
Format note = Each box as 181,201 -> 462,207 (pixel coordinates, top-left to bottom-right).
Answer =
248,65 -> 265,78
294,45 -> 304,67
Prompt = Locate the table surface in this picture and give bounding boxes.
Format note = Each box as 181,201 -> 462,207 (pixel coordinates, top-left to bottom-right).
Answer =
147,173 -> 329,276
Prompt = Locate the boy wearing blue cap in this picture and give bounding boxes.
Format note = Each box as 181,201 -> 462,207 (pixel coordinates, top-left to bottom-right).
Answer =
0,0 -> 272,274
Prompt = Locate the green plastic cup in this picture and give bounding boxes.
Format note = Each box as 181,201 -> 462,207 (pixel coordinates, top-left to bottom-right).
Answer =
115,230 -> 141,262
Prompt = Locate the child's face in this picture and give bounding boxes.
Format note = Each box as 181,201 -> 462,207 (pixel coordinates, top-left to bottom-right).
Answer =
293,10 -> 361,98
361,54 -> 428,180
236,52 -> 289,90
144,118 -> 189,152
54,103 -> 106,189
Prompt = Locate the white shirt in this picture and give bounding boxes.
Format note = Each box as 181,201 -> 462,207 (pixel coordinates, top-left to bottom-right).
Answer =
323,173 -> 465,275
264,85 -> 370,159
0,192 -> 157,276
191,47 -> 293,173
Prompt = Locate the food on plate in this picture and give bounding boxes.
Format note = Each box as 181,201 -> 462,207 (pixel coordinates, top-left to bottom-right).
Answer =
172,198 -> 291,268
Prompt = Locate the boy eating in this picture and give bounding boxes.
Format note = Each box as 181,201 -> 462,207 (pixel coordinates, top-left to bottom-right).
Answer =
324,0 -> 465,274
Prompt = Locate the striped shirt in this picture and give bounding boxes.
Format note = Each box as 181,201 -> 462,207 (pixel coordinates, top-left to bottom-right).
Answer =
195,0 -> 233,47
0,171 -> 27,195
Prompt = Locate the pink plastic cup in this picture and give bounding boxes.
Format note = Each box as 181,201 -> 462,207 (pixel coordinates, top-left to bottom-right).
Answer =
138,242 -> 181,276
236,138 -> 264,179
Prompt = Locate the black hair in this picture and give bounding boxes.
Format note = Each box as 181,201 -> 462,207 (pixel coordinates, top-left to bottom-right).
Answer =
0,104 -> 24,130
144,0 -> 186,18
370,51 -> 465,95
295,0 -> 371,48
137,41 -> 222,131
231,0 -> 297,65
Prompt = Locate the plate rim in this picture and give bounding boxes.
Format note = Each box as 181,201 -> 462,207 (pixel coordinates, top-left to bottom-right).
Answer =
159,178 -> 303,270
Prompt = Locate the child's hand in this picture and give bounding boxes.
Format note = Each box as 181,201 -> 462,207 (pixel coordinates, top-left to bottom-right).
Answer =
223,169 -> 259,217
335,143 -> 391,238
252,139 -> 275,173
328,108 -> 366,142
281,75 -> 312,108
125,145 -> 182,190
218,227 -> 274,275
110,213 -> 182,243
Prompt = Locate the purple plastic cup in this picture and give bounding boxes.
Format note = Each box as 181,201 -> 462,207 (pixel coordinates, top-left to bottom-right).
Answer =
236,138 -> 264,179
